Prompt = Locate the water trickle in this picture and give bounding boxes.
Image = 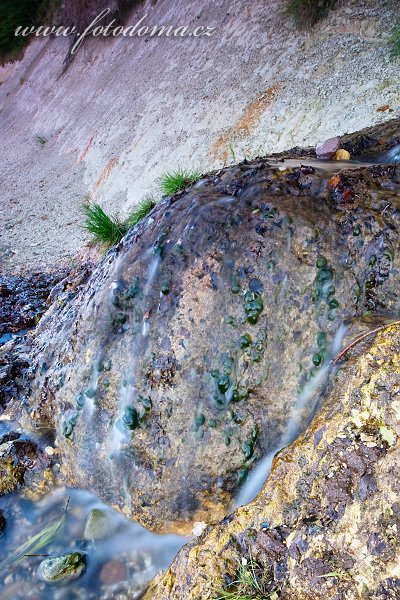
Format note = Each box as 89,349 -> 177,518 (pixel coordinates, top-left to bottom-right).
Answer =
376,144 -> 400,164
235,324 -> 347,507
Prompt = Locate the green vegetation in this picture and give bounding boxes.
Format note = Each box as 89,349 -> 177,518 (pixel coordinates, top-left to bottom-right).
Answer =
82,203 -> 127,248
285,0 -> 337,28
159,169 -> 201,196
0,0 -> 59,63
82,197 -> 156,249
388,24 -> 400,59
215,557 -> 279,600
35,134 -> 47,145
0,0 -> 39,61
125,197 -> 155,227
3,498 -> 69,569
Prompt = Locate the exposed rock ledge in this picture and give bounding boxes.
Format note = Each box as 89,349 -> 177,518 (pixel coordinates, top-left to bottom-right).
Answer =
147,324 -> 400,599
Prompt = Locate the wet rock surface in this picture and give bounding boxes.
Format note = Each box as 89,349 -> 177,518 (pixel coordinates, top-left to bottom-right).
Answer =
147,324 -> 400,599
0,272 -> 68,341
21,120 -> 400,534
0,345 -> 31,410
37,552 -> 86,584
0,432 -> 51,497
0,262 -> 95,414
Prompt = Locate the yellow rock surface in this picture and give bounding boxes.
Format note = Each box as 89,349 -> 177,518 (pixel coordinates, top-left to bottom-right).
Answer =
147,325 -> 400,599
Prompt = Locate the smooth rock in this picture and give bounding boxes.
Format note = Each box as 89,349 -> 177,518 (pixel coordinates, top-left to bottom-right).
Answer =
38,552 -> 86,584
99,560 -> 128,585
334,148 -> 351,160
83,508 -> 113,541
26,138 -> 400,534
315,136 -> 340,158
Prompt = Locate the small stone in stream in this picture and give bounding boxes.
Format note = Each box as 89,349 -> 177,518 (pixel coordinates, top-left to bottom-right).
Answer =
38,552 -> 86,584
84,508 -> 113,540
315,136 -> 340,159
334,148 -> 351,160
99,560 -> 128,585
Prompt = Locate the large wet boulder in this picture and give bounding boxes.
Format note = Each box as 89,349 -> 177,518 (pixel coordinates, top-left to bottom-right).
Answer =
23,123 -> 400,533
147,324 -> 400,599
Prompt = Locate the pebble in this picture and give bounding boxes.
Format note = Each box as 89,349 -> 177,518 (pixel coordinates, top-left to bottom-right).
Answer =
334,149 -> 351,160
99,560 -> 128,585
84,508 -> 114,541
38,552 -> 86,584
192,521 -> 207,536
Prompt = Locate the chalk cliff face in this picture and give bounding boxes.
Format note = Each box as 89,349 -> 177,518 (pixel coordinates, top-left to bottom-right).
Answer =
146,323 -> 400,599
20,119 -> 400,535
0,0 -> 399,273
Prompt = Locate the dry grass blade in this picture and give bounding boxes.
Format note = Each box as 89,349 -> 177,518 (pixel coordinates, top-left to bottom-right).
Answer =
4,497 -> 70,569
331,320 -> 400,365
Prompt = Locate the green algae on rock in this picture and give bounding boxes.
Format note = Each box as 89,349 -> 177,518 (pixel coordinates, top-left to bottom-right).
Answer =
38,552 -> 86,584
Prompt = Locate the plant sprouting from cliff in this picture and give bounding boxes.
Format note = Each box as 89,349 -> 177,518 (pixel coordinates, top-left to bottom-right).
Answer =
82,198 -> 156,249
126,197 -> 156,227
159,169 -> 201,196
215,557 -> 279,600
35,134 -> 48,146
388,24 -> 400,59
0,0 -> 61,63
82,203 -> 126,248
285,0 -> 337,28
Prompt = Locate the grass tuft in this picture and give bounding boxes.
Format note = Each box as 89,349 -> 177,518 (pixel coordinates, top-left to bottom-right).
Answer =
82,203 -> 127,248
285,0 -> 337,28
82,198 -> 156,249
126,197 -> 156,227
215,557 -> 279,600
35,134 -> 47,145
159,169 -> 201,196
388,24 -> 400,59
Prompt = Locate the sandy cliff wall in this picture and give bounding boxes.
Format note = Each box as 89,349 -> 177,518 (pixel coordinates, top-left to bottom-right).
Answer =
0,0 -> 399,272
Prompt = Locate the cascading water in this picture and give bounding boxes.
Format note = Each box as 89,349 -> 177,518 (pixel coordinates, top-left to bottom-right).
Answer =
235,324 -> 347,507
377,143 -> 400,163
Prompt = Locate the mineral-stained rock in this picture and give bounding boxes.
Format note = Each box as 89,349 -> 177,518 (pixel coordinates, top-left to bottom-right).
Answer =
0,433 -> 51,497
334,148 -> 351,161
21,120 -> 400,534
146,324 -> 400,599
